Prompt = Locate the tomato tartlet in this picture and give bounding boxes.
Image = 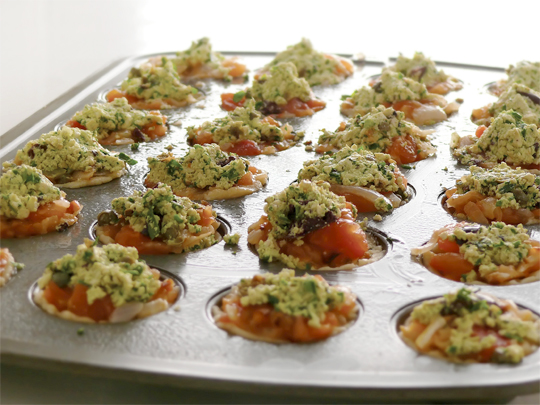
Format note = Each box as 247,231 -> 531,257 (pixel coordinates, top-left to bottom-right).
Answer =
221,62 -> 326,118
33,239 -> 179,323
66,98 -> 167,145
472,84 -> 540,127
255,38 -> 353,86
0,165 -> 82,238
95,184 -> 220,255
443,163 -> 540,225
489,61 -> 540,97
316,106 -> 436,165
107,57 -> 202,110
400,288 -> 540,363
298,145 -> 410,213
247,180 -> 383,270
341,71 -> 460,126
187,99 -> 303,155
212,269 -> 358,343
411,222 -> 540,285
150,37 -> 246,82
0,248 -> 23,287
382,52 -> 462,95
9,126 -> 129,188
145,144 -> 268,200
451,110 -> 540,172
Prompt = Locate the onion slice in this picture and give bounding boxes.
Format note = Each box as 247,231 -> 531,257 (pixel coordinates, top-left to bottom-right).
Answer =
329,184 -> 393,209
109,302 -> 144,323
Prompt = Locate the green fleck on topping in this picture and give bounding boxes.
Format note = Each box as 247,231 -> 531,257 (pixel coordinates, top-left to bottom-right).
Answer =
233,91 -> 245,103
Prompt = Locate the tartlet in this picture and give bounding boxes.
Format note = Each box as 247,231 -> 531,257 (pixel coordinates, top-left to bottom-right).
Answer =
0,165 -> 82,238
66,98 -> 168,145
315,106 -> 436,165
443,163 -> 540,225
298,145 -> 410,213
341,71 -> 460,126
255,38 -> 354,86
187,99 -> 303,156
247,180 -> 383,270
411,222 -> 540,285
150,37 -> 247,82
9,126 -> 129,188
221,62 -> 326,118
382,52 -> 462,95
400,288 -> 540,363
213,269 -> 358,343
95,184 -> 220,255
144,144 -> 268,200
451,110 -> 540,172
107,57 -> 202,109
33,239 -> 179,323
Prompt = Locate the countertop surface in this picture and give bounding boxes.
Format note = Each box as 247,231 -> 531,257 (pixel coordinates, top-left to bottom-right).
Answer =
1,1 -> 540,403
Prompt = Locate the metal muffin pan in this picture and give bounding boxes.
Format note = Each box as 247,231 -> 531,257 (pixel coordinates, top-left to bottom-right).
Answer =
1,52 -> 539,401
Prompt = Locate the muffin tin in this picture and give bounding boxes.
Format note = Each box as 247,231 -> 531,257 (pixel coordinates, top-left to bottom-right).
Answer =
1,52 -> 539,401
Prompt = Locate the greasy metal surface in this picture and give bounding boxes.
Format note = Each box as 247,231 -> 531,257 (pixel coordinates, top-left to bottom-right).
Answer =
1,53 -> 539,393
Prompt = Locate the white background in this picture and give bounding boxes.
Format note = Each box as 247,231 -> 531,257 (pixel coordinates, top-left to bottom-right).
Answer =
1,0 -> 539,403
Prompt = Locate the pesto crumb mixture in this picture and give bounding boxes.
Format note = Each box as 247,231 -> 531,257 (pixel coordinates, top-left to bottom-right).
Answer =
387,52 -> 450,87
71,98 -> 164,141
503,61 -> 540,93
410,288 -> 539,363
452,110 -> 540,166
441,222 -> 532,278
146,144 -> 249,191
235,269 -> 349,327
0,165 -> 63,219
264,38 -> 346,86
318,106 -> 434,156
37,239 -> 161,307
489,84 -> 540,125
344,71 -> 428,116
264,180 -> 349,240
9,126 -> 126,181
298,145 -> 407,194
456,163 -> 540,210
247,62 -> 312,105
121,57 -> 197,102
171,37 -> 231,80
187,99 -> 301,147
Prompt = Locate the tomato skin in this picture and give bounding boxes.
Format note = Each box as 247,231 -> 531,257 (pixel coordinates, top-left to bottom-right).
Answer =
66,120 -> 86,130
43,281 -> 73,312
221,93 -> 244,111
386,135 -> 418,165
437,238 -> 461,253
227,139 -> 261,156
475,125 -> 487,138
430,253 -> 475,281
472,325 -> 511,362
307,216 -> 369,260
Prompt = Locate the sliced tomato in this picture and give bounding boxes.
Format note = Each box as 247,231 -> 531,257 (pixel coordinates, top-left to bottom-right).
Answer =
475,125 -> 487,138
472,325 -> 511,362
429,253 -> 475,281
43,281 -> 73,312
66,120 -> 86,130
196,205 -> 216,227
437,238 -> 461,254
307,217 -> 369,260
227,139 -> 261,156
385,135 -> 418,165
221,93 -> 245,111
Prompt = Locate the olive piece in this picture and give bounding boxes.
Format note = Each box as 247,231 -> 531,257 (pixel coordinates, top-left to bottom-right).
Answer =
97,210 -> 119,226
513,189 -> 529,205
52,272 -> 70,288
162,226 -> 179,240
